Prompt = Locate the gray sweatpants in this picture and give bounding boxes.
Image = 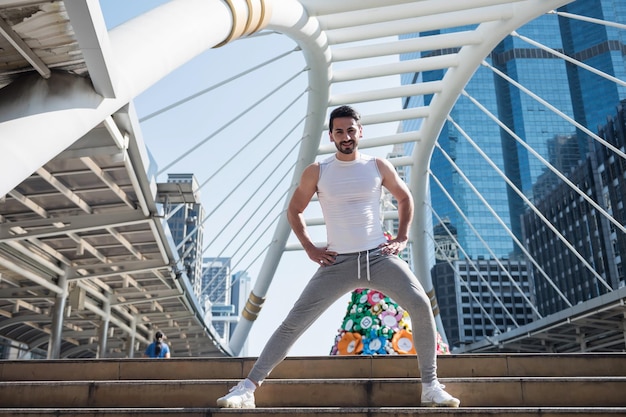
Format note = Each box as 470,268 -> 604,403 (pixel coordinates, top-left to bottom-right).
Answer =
247,247 -> 438,384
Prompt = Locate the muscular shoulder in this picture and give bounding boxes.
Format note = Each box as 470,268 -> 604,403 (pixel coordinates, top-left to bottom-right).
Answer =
302,161 -> 321,180
374,156 -> 395,176
296,162 -> 321,193
374,157 -> 405,189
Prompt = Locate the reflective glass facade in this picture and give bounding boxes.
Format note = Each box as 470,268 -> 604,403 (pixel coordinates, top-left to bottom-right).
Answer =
402,1 -> 626,260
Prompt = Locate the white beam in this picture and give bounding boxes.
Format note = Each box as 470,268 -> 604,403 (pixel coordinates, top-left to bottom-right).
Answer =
318,0 -> 516,30
364,107 -> 430,125
319,131 -> 422,154
0,210 -> 149,242
332,54 -> 459,82
330,81 -> 442,105
325,5 -> 514,44
64,0 -> 117,97
299,0 -> 417,16
331,31 -> 483,62
36,167 -> 92,214
80,157 -> 135,209
0,14 -> 50,78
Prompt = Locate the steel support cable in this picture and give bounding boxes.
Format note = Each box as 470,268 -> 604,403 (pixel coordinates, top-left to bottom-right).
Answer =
461,89 -> 626,236
196,87 -> 305,194
425,228 -> 503,333
482,60 -> 626,163
202,158 -> 296,298
197,132 -> 303,296
428,172 -> 542,318
225,241 -> 273,297
203,182 -> 291,300
140,47 -> 300,123
177,111 -> 305,255
199,159 -> 301,296
164,201 -> 185,222
202,161 -> 295,298
180,170 -> 291,298
447,115 -> 613,292
203,199 -> 287,299
549,10 -> 626,31
174,89 -> 307,251
427,203 -> 520,328
157,68 -> 306,176
200,130 -> 304,255
434,142 -> 573,307
205,209 -> 281,301
511,31 -> 626,88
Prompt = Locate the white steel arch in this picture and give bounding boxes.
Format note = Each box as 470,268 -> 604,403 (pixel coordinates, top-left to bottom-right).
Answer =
230,0 -> 573,354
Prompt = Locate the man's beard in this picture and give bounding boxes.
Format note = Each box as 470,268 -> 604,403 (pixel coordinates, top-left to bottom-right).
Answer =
336,140 -> 355,154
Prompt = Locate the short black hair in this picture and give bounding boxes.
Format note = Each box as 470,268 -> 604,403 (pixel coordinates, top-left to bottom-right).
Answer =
329,105 -> 361,132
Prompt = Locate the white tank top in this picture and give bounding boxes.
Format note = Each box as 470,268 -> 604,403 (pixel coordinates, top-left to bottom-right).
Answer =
317,154 -> 387,253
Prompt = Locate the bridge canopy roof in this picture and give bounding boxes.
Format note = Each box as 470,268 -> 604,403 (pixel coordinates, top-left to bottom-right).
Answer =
1,0 -> 625,358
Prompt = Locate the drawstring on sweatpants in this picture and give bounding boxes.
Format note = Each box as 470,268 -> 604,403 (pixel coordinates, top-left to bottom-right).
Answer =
357,250 -> 372,281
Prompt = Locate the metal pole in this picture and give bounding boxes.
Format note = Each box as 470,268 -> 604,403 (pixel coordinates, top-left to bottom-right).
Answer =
97,299 -> 111,358
126,316 -> 137,358
47,268 -> 69,359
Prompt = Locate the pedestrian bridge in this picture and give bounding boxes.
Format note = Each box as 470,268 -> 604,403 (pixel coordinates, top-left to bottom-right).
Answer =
0,0 -> 624,358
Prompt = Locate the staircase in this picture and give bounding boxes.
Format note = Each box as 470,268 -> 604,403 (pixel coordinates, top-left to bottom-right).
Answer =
0,353 -> 624,416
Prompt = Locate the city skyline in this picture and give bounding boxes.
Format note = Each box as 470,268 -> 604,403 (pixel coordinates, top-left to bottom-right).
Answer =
401,0 -> 626,349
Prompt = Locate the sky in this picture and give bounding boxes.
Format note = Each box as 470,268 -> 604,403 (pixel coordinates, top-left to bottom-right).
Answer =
100,0 -> 401,357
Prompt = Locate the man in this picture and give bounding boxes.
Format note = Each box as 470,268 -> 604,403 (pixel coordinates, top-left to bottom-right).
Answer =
143,331 -> 171,358
217,105 -> 460,408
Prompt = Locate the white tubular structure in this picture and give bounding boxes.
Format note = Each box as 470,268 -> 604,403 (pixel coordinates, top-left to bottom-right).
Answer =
0,0 -> 233,197
229,0 -> 573,354
0,0 -> 275,358
15,0 -> 626,359
409,0 -> 573,342
228,0 -> 331,353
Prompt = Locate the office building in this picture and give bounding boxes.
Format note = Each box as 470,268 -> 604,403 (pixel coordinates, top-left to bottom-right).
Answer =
158,173 -> 205,298
201,257 -> 233,340
402,0 -> 626,260
431,218 -> 535,349
522,101 -> 626,315
401,1 -> 626,344
431,257 -> 534,349
230,271 -> 252,355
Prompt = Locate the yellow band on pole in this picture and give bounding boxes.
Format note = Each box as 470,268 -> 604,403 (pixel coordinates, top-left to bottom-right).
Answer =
426,288 -> 440,316
241,290 -> 266,321
215,0 -> 272,47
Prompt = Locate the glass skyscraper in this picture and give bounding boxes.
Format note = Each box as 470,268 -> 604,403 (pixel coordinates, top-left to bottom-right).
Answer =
402,1 -> 626,260
201,257 -> 233,340
402,2 -> 626,348
161,173 -> 205,295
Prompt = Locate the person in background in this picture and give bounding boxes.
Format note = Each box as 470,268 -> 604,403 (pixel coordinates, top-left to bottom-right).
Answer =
144,330 -> 170,358
216,105 -> 460,408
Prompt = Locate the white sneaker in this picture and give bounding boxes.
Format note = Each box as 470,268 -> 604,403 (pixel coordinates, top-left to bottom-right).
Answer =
421,380 -> 460,407
216,380 -> 256,408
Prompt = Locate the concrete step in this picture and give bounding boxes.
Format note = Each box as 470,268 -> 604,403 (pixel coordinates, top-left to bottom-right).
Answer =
1,353 -> 625,381
0,377 -> 625,408
0,408 -> 625,417
1,354 -> 625,416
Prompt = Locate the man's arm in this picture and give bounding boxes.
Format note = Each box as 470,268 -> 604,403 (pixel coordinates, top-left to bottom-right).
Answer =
376,158 -> 414,255
287,163 -> 337,265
